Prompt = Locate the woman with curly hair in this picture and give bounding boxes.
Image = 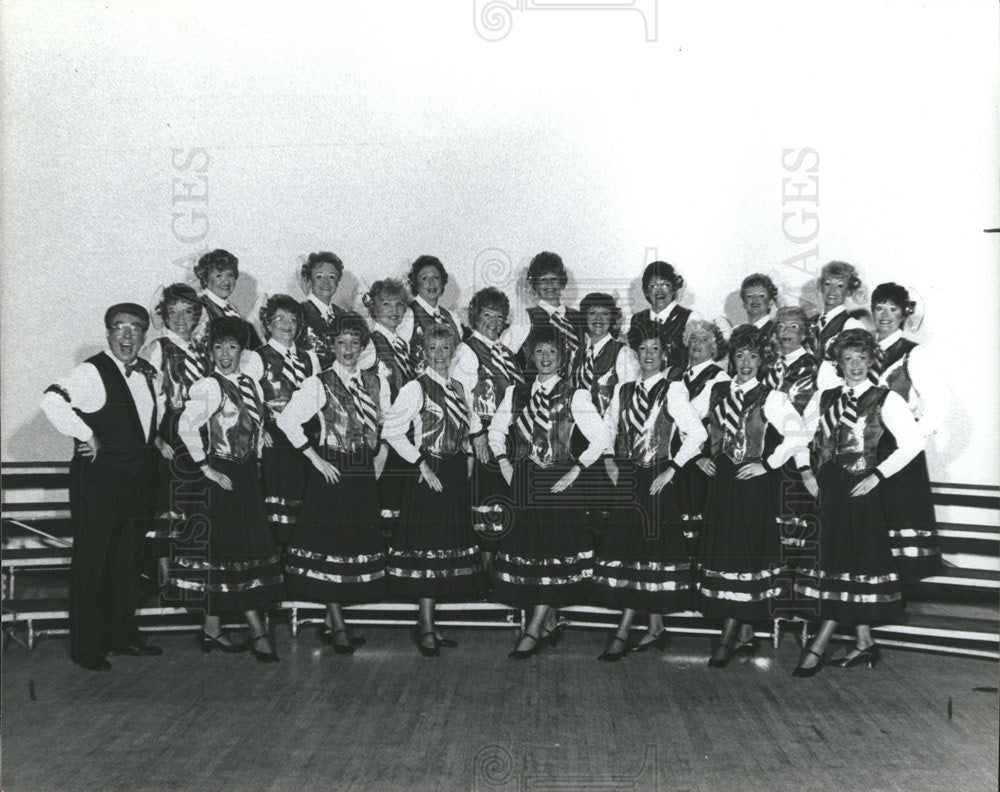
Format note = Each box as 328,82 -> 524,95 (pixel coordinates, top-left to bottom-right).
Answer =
193,248 -> 261,350
381,323 -> 489,656
502,251 -> 584,380
590,324 -> 706,660
792,328 -> 923,676
628,261 -> 691,370
174,317 -> 283,661
696,325 -> 806,668
364,278 -> 419,541
277,312 -> 390,654
740,273 -> 779,337
870,283 -> 944,582
570,292 -> 639,416
488,326 -> 610,659
241,295 -> 320,550
452,287 -> 525,572
401,255 -> 465,374
141,284 -> 206,575
673,319 -> 729,551
812,261 -> 866,389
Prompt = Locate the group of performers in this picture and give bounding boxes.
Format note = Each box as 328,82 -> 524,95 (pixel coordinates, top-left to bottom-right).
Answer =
41,249 -> 944,675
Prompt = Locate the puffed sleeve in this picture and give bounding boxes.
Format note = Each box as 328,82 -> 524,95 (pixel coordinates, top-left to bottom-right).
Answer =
603,383 -> 624,451
357,338 -> 377,372
141,339 -> 163,375
375,373 -> 392,419
876,390 -> 924,479
488,385 -> 516,460
795,389 -> 827,470
381,380 -> 425,464
398,307 -> 416,346
815,359 -> 842,392
762,389 -> 808,470
904,344 -> 948,438
666,381 -> 708,468
616,345 -> 640,385
241,350 -> 265,382
177,377 -> 222,464
41,362 -> 104,442
570,389 -> 612,468
276,375 -> 326,450
500,318 -> 531,360
305,350 -> 321,374
451,342 -> 480,400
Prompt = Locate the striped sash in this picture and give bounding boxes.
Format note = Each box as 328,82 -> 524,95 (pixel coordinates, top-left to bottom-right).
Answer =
237,375 -> 262,426
626,381 -> 651,434
821,389 -> 859,437
441,381 -> 469,430
517,387 -> 551,441
491,342 -> 524,385
349,375 -> 378,436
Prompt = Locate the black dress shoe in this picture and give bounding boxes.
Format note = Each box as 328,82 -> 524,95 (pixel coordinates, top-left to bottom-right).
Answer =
707,641 -> 736,668
597,635 -> 629,662
414,629 -> 440,658
249,633 -> 280,663
108,643 -> 163,657
732,637 -> 757,658
631,630 -> 668,653
792,648 -> 826,678
198,631 -> 248,655
434,634 -> 458,648
74,656 -> 112,671
830,643 -> 881,668
508,632 -> 543,660
319,625 -> 366,647
541,624 -> 564,648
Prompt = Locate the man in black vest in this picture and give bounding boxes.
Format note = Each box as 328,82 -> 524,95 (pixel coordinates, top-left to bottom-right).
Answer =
41,303 -> 164,670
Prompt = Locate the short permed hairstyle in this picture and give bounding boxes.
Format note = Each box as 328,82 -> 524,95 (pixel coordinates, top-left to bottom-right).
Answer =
259,294 -> 304,339
831,327 -> 877,364
363,278 -> 410,318
194,249 -> 238,287
300,251 -> 344,284
683,318 -> 727,361
524,324 -> 566,361
740,273 -> 779,303
407,255 -> 449,296
819,261 -> 862,294
870,282 -> 916,317
468,287 -> 511,327
579,292 -> 622,337
325,311 -> 371,349
526,251 -> 568,290
155,283 -> 203,325
208,316 -> 249,350
727,324 -> 767,370
641,260 -> 684,295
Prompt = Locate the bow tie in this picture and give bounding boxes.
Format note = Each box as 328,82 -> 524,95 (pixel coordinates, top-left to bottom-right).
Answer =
124,361 -> 145,378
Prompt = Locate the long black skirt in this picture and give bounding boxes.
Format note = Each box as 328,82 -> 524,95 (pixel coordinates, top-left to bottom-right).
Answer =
285,447 -> 385,604
772,460 -> 819,574
881,452 -> 942,582
168,456 -> 283,616
470,452 -> 510,552
674,461 -> 710,549
696,457 -> 783,621
590,462 -> 692,613
147,409 -> 201,557
492,460 -> 594,608
261,420 -> 308,546
387,452 -> 486,600
793,464 -> 903,624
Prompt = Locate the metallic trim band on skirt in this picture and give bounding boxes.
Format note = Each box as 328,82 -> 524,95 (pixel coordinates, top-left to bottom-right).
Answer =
796,567 -> 900,585
699,566 -> 781,582
793,584 -> 903,604
386,565 -> 481,579
888,528 -> 936,539
264,496 -> 302,507
388,546 -> 481,560
173,555 -> 282,572
596,559 -> 691,573
154,510 -> 185,520
172,574 -> 285,593
680,513 -> 703,521
471,505 -> 504,514
267,514 -> 298,525
380,509 -> 400,519
777,515 -> 810,528
495,569 -> 593,587
497,550 -> 595,567
285,564 -> 386,584
781,536 -> 808,547
890,546 -> 938,557
697,584 -> 782,602
287,547 -> 384,564
591,574 -> 689,592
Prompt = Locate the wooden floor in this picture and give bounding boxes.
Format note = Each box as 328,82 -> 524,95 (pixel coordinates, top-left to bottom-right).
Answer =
2,626 -> 997,792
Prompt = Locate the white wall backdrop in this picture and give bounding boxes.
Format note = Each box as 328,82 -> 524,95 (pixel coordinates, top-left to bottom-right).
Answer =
2,0 -> 998,485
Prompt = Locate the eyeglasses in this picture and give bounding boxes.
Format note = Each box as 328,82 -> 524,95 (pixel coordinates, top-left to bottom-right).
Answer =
110,321 -> 146,334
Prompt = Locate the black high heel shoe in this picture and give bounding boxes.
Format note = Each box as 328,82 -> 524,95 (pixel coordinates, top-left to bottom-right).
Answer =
414,629 -> 440,658
792,648 -> 825,678
541,623 -> 564,648
508,632 -> 543,660
249,632 -> 280,664
707,641 -> 736,668
326,629 -> 356,655
597,635 -> 629,662
831,643 -> 881,668
631,630 -> 668,653
198,631 -> 248,655
319,624 -> 366,647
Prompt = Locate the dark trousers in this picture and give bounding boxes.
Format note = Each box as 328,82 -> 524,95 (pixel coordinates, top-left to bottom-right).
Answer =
68,456 -> 151,663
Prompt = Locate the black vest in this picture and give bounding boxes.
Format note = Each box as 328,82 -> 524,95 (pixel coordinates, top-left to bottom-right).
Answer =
256,343 -> 314,422
201,295 -> 262,350
811,386 -> 894,474
298,299 -> 344,370
508,378 -> 577,465
409,301 -> 465,371
518,306 -> 585,380
812,310 -> 851,360
464,335 -> 517,424
368,329 -> 412,402
571,337 -> 624,416
71,352 -> 156,472
707,381 -> 772,465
